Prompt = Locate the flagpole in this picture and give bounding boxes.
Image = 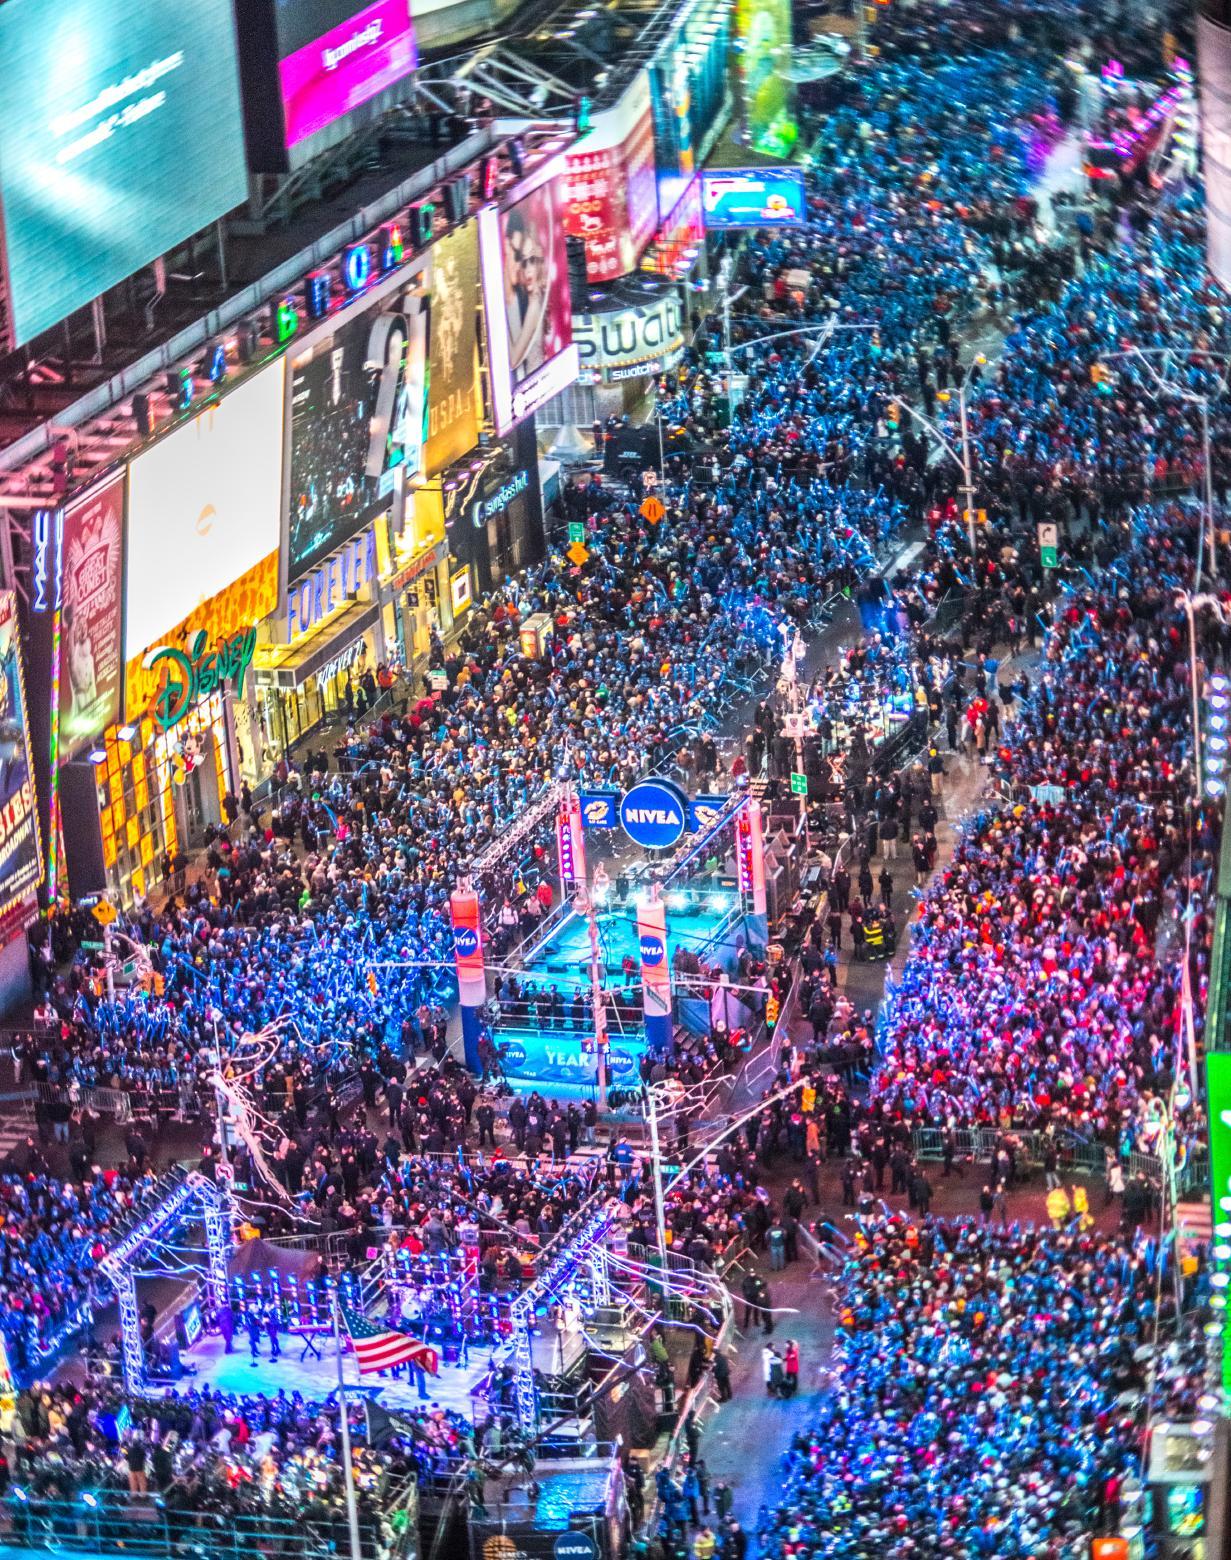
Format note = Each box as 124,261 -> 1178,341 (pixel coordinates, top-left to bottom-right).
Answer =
333,1297 -> 365,1560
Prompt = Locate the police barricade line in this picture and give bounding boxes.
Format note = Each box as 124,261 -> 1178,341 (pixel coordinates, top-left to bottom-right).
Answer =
34,1081 -> 134,1122
909,1126 -> 1117,1181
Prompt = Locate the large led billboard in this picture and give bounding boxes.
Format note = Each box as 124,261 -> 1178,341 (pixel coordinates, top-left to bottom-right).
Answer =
425,222 -> 481,476
0,0 -> 247,348
275,0 -> 418,150
125,367 -> 286,663
287,274 -> 430,580
59,475 -> 124,760
736,0 -> 796,157
564,73 -> 660,283
479,166 -> 579,436
701,168 -> 806,228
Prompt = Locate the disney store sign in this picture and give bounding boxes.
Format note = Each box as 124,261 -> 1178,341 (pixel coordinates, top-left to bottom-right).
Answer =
143,627 -> 257,732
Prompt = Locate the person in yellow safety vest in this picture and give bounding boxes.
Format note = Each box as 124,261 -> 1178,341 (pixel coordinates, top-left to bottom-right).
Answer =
1046,1185 -> 1071,1229
693,1525 -> 717,1560
1072,1183 -> 1093,1232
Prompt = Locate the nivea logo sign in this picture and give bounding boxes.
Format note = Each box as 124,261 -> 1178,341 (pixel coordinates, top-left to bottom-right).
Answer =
640,934 -> 665,967
608,1050 -> 636,1076
454,926 -> 480,958
502,1041 -> 527,1068
619,778 -> 688,850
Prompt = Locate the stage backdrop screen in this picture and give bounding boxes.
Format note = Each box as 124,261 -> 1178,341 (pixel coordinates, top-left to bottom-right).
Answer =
479,169 -> 579,435
124,367 -> 286,662
0,0 -> 247,348
701,168 -> 806,228
275,0 -> 417,149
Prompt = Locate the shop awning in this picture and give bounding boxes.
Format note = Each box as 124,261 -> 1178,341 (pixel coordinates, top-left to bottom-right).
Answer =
253,601 -> 381,692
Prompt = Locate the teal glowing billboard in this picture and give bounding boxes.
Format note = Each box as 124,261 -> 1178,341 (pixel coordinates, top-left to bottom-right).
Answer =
0,0 -> 248,347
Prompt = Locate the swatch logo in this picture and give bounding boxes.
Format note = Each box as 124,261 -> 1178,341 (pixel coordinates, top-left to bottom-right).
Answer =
323,20 -> 383,70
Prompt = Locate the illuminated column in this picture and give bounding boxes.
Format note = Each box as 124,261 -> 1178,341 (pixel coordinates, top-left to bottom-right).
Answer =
509,1291 -> 537,1436
637,885 -> 673,1059
203,1190 -> 231,1310
450,887 -> 486,1075
737,798 -> 769,950
113,1267 -> 144,1393
557,787 -> 587,904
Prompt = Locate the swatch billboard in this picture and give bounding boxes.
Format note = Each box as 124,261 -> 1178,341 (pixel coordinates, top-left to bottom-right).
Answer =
276,0 -> 417,149
478,163 -> 579,435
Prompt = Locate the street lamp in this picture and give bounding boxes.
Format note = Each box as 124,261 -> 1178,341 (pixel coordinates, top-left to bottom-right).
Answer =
896,354 -> 987,562
1102,346 -> 1227,585
1175,590 -> 1228,798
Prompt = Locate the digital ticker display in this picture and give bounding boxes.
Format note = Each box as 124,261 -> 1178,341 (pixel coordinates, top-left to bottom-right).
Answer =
0,0 -> 248,346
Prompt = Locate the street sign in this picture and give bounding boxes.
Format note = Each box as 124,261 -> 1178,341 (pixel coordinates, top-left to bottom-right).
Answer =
566,541 -> 589,567
568,521 -> 586,546
640,496 -> 665,525
1037,521 -> 1058,570
790,771 -> 808,796
92,900 -> 117,927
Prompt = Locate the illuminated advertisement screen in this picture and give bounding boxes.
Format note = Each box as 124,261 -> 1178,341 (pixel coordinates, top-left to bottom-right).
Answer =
59,475 -> 124,759
0,592 -> 42,916
287,276 -> 430,580
425,222 -> 480,476
564,73 -> 660,283
701,168 -> 806,228
0,0 -> 247,348
1208,1050 -> 1231,1394
125,367 -> 285,662
478,168 -> 579,436
736,0 -> 796,157
275,0 -> 417,149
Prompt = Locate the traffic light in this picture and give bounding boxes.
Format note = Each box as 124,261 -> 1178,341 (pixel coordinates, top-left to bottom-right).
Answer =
367,969 -> 379,997
886,401 -> 900,430
766,992 -> 780,1029
575,95 -> 593,135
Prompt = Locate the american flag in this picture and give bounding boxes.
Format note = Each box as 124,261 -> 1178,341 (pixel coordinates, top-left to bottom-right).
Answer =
340,1301 -> 440,1377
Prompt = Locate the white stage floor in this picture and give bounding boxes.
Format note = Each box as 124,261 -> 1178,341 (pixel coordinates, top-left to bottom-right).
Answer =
182,1328 -> 492,1418
178,1320 -> 582,1423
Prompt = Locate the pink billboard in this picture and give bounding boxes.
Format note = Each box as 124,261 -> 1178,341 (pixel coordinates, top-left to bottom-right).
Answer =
279,0 -> 417,149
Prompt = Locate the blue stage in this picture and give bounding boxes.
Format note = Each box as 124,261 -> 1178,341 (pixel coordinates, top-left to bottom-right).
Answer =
493,885 -> 746,1092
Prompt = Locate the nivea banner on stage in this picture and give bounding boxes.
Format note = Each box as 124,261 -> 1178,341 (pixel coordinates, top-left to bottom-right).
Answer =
449,889 -> 485,1073
637,889 -> 673,1057
618,777 -> 689,850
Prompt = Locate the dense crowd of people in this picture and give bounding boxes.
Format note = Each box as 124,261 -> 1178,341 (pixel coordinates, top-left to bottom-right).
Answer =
758,1212 -> 1204,1560
0,3 -> 1223,1559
